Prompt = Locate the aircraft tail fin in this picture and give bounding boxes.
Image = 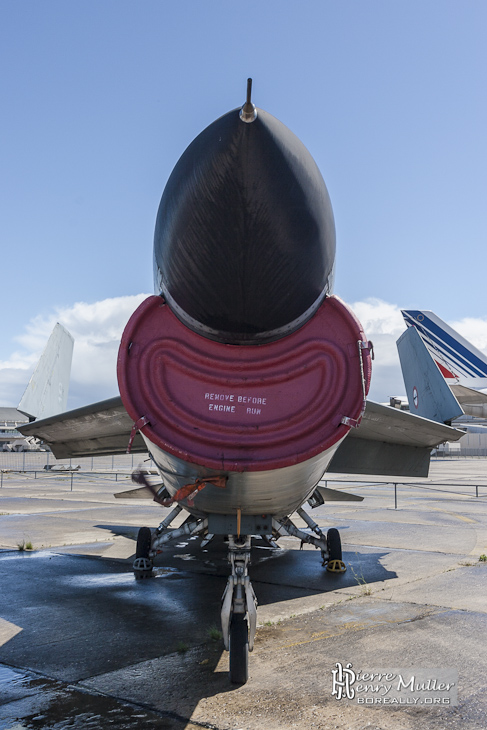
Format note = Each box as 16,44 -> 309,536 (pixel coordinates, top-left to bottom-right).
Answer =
18,323 -> 74,420
402,310 -> 487,390
397,325 -> 463,424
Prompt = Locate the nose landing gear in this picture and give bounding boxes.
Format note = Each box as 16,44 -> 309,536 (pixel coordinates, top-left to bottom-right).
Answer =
132,509 -> 345,683
221,536 -> 258,684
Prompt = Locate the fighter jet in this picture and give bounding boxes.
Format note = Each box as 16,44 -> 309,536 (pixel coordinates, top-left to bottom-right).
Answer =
20,81 -> 462,683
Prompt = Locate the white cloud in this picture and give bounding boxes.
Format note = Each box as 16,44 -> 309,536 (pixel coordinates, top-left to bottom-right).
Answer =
2,295 -> 487,413
345,298 -> 406,403
347,297 -> 405,337
0,294 -> 149,409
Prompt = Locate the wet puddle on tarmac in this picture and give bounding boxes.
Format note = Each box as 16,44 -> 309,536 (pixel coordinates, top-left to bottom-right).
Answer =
0,664 -> 185,729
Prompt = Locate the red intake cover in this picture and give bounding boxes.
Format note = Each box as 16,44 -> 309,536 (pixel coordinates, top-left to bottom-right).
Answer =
117,295 -> 371,472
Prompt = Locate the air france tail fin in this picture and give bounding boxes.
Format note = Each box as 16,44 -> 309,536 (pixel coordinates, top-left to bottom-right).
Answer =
402,310 -> 487,391
397,325 -> 463,424
18,323 -> 74,421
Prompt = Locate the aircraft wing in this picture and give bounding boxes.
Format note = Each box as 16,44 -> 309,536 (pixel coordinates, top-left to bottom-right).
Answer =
451,384 -> 487,405
450,384 -> 487,419
328,400 -> 463,477
19,396 -> 462,477
18,396 -> 146,458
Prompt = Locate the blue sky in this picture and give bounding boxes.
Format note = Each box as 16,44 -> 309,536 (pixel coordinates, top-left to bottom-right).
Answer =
1,1 -> 486,407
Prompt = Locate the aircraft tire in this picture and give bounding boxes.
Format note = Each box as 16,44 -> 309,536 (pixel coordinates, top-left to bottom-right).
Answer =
136,526 -> 152,559
327,528 -> 342,562
229,613 -> 249,684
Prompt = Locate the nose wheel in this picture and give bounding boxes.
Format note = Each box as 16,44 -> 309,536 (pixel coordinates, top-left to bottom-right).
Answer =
229,613 -> 249,684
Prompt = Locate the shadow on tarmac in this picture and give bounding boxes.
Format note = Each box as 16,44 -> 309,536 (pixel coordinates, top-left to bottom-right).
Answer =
0,535 -> 396,728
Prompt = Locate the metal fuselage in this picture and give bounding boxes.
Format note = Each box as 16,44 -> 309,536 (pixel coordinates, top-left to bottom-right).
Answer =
145,437 -> 344,518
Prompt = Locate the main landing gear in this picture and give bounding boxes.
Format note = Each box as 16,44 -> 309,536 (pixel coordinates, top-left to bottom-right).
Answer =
272,510 -> 347,574
132,508 -> 345,683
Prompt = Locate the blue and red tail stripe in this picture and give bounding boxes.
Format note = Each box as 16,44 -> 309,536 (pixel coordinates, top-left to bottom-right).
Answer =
402,310 -> 487,380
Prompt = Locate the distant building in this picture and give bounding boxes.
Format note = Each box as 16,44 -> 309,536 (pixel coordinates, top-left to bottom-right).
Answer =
0,407 -> 41,451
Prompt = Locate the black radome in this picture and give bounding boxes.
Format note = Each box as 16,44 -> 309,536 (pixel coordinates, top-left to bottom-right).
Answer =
154,101 -> 336,344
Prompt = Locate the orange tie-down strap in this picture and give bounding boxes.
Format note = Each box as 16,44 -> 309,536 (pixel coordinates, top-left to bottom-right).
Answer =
131,469 -> 227,507
161,476 -> 227,507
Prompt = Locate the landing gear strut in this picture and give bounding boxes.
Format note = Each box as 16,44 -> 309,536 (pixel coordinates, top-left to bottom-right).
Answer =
272,514 -> 346,573
221,536 -> 258,684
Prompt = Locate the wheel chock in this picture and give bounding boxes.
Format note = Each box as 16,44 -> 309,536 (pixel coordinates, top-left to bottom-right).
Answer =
133,557 -> 154,579
326,559 -> 347,573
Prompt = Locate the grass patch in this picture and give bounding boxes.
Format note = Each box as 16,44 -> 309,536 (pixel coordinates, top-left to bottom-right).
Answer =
349,563 -> 372,595
207,625 -> 222,642
263,618 -> 282,627
479,554 -> 487,562
176,641 -> 189,654
17,540 -> 34,551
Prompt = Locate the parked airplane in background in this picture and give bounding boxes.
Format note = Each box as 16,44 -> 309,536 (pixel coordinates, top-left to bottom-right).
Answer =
401,310 -> 487,420
20,81 -> 462,683
0,324 -> 73,451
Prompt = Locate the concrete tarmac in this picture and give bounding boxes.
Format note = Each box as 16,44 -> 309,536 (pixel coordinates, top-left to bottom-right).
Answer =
0,459 -> 486,729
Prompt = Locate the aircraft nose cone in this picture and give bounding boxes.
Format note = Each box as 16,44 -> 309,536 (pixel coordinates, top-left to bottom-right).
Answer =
154,106 -> 336,343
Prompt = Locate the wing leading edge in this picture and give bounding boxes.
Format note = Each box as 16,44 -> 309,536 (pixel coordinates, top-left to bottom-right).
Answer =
18,396 -> 146,458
